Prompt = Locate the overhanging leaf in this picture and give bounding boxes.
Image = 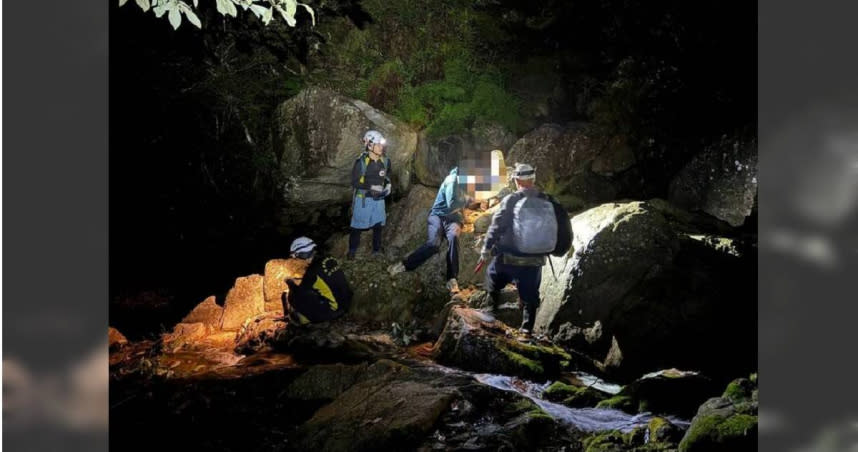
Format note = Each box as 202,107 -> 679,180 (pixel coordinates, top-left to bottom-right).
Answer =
168,7 -> 182,29
135,0 -> 151,12
224,0 -> 238,17
276,1 -> 296,27
119,0 -> 130,7
262,6 -> 273,25
153,3 -> 168,17
249,4 -> 267,18
184,8 -> 202,28
215,0 -> 228,16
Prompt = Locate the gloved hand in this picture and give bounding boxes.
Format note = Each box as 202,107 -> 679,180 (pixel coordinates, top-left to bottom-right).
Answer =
480,248 -> 492,262
381,181 -> 392,198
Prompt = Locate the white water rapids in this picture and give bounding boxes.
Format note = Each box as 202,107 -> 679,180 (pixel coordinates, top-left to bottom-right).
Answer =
474,373 -> 691,433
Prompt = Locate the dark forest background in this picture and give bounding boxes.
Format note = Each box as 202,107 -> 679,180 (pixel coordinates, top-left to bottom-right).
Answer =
110,0 -> 755,327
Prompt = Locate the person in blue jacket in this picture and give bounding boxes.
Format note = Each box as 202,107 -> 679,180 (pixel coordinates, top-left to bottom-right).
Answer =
348,130 -> 392,259
387,166 -> 473,294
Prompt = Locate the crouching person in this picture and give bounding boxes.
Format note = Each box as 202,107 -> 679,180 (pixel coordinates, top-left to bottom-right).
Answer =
282,236 -> 353,325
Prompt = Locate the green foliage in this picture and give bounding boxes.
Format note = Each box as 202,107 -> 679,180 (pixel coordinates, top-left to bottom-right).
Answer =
119,0 -> 314,30
312,0 -> 523,137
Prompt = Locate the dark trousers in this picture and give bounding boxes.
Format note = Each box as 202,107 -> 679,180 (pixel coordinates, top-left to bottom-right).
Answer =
349,222 -> 383,254
485,256 -> 543,331
403,214 -> 461,280
283,281 -> 343,323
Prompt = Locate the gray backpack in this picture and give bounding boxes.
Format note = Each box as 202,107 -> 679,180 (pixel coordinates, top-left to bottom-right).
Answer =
512,194 -> 558,254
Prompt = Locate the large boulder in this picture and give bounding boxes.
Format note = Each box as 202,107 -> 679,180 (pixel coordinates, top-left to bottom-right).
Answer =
220,274 -> 265,331
536,201 -> 680,332
292,377 -> 457,451
669,136 -> 758,227
180,295 -> 223,327
535,201 -> 755,379
432,306 -> 576,381
274,87 -> 418,227
506,123 -> 633,207
679,377 -> 758,452
594,369 -> 722,419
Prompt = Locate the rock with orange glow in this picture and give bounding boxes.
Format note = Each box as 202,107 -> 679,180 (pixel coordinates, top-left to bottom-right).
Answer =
234,312 -> 288,355
220,274 -> 265,330
162,322 -> 209,351
181,295 -> 224,327
109,327 -> 128,350
263,258 -> 308,311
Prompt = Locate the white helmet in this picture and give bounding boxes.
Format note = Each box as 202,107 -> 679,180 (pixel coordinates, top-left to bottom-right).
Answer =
363,130 -> 386,148
290,236 -> 316,259
511,163 -> 536,180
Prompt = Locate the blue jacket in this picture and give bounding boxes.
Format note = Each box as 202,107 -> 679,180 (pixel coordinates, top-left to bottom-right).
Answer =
430,167 -> 470,223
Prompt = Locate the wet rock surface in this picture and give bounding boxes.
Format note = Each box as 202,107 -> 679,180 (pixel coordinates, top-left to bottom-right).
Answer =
432,307 -> 577,381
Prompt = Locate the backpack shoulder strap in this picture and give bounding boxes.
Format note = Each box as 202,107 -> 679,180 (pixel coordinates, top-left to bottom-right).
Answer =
358,152 -> 370,184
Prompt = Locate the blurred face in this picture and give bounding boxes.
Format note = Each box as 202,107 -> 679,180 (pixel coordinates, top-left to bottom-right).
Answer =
458,149 -> 507,200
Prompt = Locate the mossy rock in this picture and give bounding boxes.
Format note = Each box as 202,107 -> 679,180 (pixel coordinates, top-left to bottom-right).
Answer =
648,417 -> 684,444
543,381 -> 580,402
543,381 -> 608,408
433,307 -> 574,381
596,395 -> 637,414
598,370 -> 722,418
722,378 -> 754,403
678,413 -> 757,452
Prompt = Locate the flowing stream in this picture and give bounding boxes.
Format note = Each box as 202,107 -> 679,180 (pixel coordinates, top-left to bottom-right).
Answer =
474,373 -> 691,433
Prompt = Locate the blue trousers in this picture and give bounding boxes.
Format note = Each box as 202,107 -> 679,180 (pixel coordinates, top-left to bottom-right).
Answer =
485,256 -> 543,331
403,215 -> 461,280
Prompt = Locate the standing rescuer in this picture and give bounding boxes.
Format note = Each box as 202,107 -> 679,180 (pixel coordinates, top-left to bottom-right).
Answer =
477,163 -> 571,338
283,237 -> 353,325
348,130 -> 392,259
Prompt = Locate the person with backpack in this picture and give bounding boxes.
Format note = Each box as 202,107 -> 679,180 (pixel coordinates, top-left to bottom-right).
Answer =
477,163 -> 572,337
387,166 -> 474,294
348,130 -> 392,259
283,236 -> 353,325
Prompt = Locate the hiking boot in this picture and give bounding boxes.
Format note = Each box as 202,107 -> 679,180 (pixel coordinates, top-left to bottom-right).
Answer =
516,328 -> 533,343
446,278 -> 460,294
387,262 -> 406,276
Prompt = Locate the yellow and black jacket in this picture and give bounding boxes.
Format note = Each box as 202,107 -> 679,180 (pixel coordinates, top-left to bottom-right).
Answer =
285,256 -> 353,323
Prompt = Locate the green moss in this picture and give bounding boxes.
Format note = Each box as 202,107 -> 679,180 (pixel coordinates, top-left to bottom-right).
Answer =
544,381 -> 579,401
749,373 -> 757,385
648,417 -> 669,434
596,395 -> 636,414
722,379 -> 752,403
582,430 -> 626,451
679,414 -> 757,452
509,398 -> 539,415
498,345 -> 544,376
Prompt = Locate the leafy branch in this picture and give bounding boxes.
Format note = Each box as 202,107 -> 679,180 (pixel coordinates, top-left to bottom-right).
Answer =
119,0 -> 315,30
